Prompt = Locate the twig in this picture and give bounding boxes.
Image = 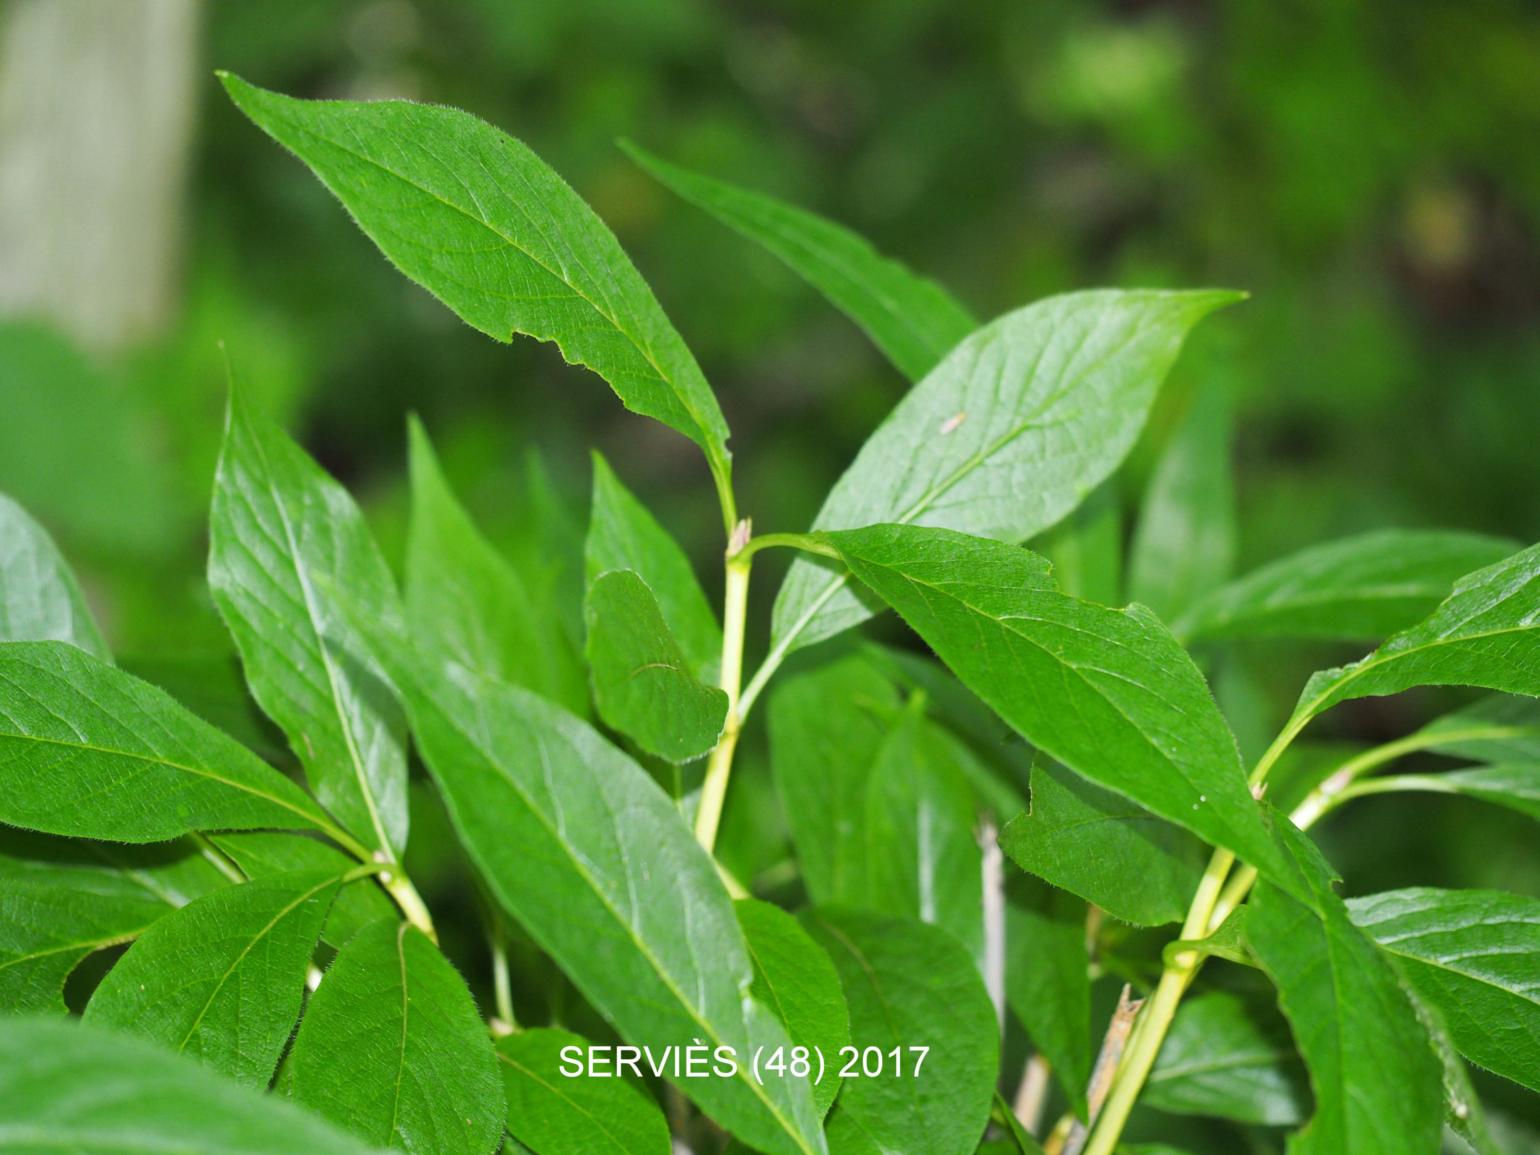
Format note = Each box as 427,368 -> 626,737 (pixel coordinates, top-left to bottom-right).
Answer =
1063,985 -> 1144,1155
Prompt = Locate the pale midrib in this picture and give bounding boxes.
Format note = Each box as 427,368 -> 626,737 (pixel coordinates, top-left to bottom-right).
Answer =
385,922 -> 411,1147
240,427 -> 394,859
0,924 -> 154,972
285,116 -> 722,464
424,693 -> 819,1155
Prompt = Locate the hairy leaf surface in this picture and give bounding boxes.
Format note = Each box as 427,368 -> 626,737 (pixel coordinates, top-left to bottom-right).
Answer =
623,144 -> 975,381
84,870 -> 341,1085
212,832 -> 395,949
1348,887 -> 1540,1094
0,827 -> 228,909
1177,529 -> 1516,644
289,918 -> 504,1155
0,641 -> 331,842
209,386 -> 407,856
221,76 -> 733,498
772,289 -> 1238,657
0,1015 -> 391,1154
0,492 -> 108,658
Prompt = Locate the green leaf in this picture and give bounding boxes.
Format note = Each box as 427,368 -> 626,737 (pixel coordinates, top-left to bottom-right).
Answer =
1354,764 -> 1540,822
864,708 -> 986,964
209,385 -> 407,857
0,827 -> 229,909
1032,481 -> 1122,607
1348,887 -> 1540,1095
0,492 -> 109,658
83,870 -> 342,1085
1163,907 -> 1254,970
769,656 -> 900,907
371,646 -> 825,1155
803,909 -> 998,1155
1412,694 -> 1540,764
587,453 -> 721,680
623,144 -> 975,381
736,898 -> 852,1118
1001,760 -> 1205,927
1247,825 -> 1444,1155
0,641 -> 333,843
1144,990 -> 1308,1126
1404,981 -> 1502,1155
122,653 -> 290,766
1176,529 -> 1517,644
771,289 -> 1238,658
288,918 -> 504,1155
1128,387 -> 1235,622
0,880 -> 166,1012
1003,881 -> 1091,1118
407,418 -> 588,715
826,525 -> 1295,895
220,75 -> 733,505
1286,541 -> 1540,734
991,1091 -> 1048,1155
496,1027 -> 671,1155
583,570 -> 727,763
0,1015 -> 391,1154
211,832 -> 396,949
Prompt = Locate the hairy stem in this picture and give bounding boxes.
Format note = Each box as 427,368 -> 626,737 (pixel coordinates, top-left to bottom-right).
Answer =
694,522 -> 752,853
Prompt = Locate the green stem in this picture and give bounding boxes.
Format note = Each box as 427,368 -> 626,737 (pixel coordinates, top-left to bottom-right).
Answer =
729,531 -> 839,564
191,833 -> 246,884
694,531 -> 752,853
491,933 -> 517,1031
381,870 -> 438,942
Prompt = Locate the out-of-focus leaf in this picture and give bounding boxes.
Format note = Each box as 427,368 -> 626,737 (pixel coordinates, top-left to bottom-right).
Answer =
1001,760 -> 1205,927
1033,481 -> 1122,607
0,827 -> 227,909
288,918 -> 504,1155
1176,529 -> 1516,644
1355,764 -> 1540,822
583,570 -> 726,763
211,831 -> 395,949
826,525 -> 1295,895
1405,982 -> 1502,1155
209,385 -> 407,857
1348,887 -> 1540,1095
804,909 -> 998,1155
120,653 -> 288,765
497,1027 -> 671,1155
586,453 -> 721,680
737,898 -> 851,1118
1128,387 -> 1235,622
0,1015 -> 392,1153
371,642 -> 825,1155
0,492 -> 108,658
220,76 -> 733,504
0,641 -> 333,842
771,289 -> 1238,658
1412,695 -> 1540,765
1286,541 -> 1540,734
1247,825 -> 1444,1155
0,880 -> 165,1013
623,143 -> 975,381
1004,880 -> 1091,1117
407,418 -> 587,715
84,870 -> 341,1086
1144,990 -> 1308,1126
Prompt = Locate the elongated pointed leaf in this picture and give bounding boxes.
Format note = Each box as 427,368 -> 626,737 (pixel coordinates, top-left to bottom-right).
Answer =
372,646 -> 825,1155
0,827 -> 229,909
1359,764 -> 1540,822
1004,881 -> 1091,1117
1405,980 -> 1502,1155
0,492 -> 108,658
772,290 -> 1238,657
1033,481 -> 1122,607
587,453 -> 721,680
209,386 -> 407,857
0,641 -> 332,842
623,144 -> 975,381
1176,529 -> 1517,644
497,1028 -> 671,1155
737,899 -> 851,1118
289,918 -> 503,1155
1348,887 -> 1540,1095
84,870 -> 341,1085
1001,760 -> 1205,927
0,880 -> 166,1012
1128,388 -> 1235,622
212,832 -> 396,948
407,419 -> 587,715
1247,826 -> 1443,1155
803,909 -> 998,1155
1144,991 -> 1308,1126
1413,694 -> 1540,764
220,75 -> 732,497
1288,541 -> 1540,732
826,525 -> 1295,893
584,570 -> 727,763
0,1015 -> 391,1154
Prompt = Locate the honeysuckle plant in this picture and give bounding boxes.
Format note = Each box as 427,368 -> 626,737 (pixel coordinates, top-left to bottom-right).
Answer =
0,74 -> 1537,1155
